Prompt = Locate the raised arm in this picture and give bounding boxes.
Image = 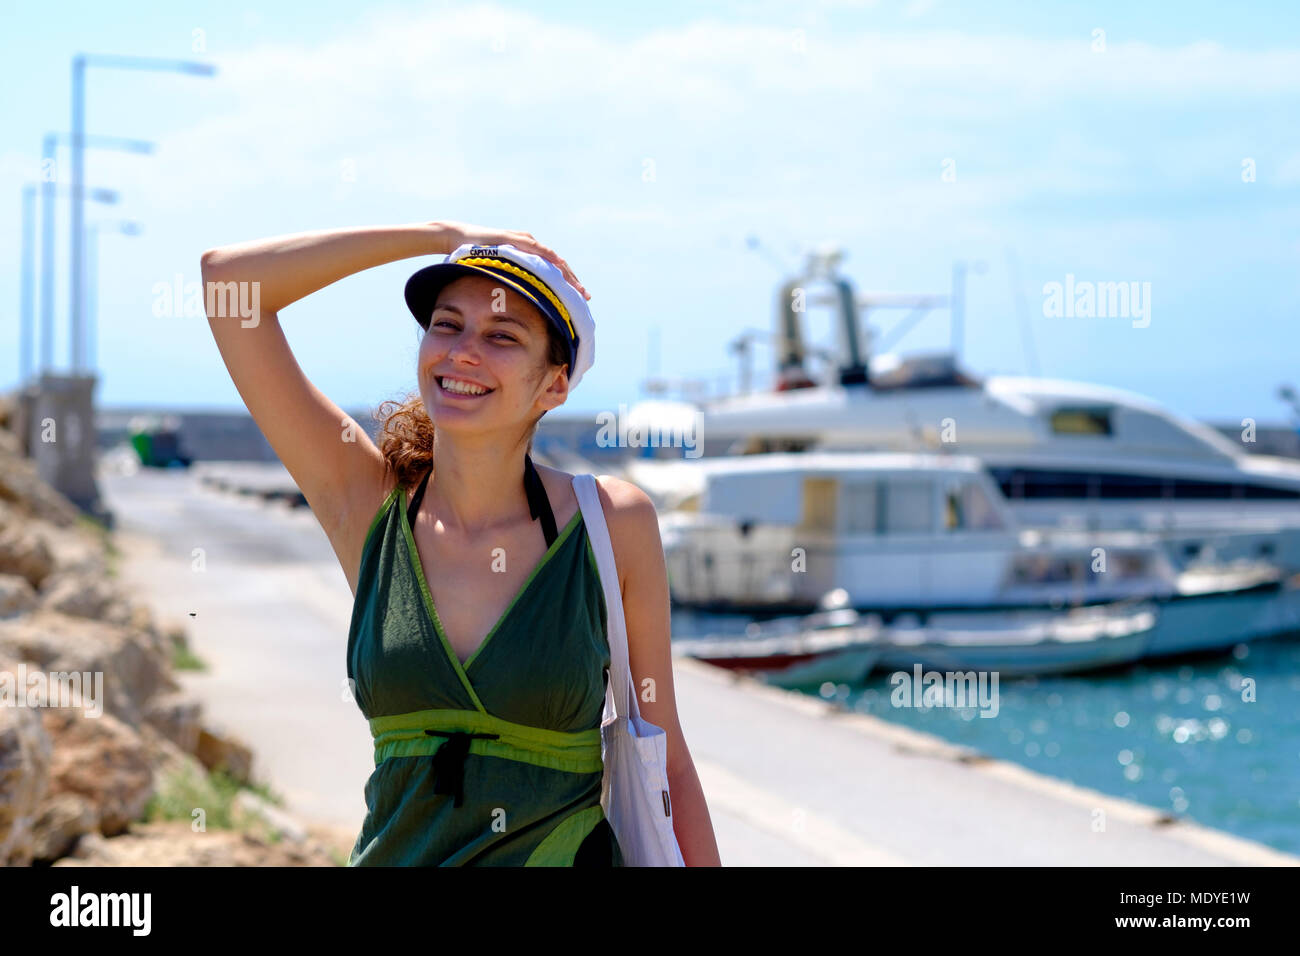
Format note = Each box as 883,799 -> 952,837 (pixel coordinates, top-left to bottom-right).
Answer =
199,222 -> 451,594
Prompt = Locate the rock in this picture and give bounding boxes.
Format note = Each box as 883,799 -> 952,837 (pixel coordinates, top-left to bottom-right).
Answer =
38,570 -> 118,620
194,727 -> 255,784
0,676 -> 52,866
0,609 -> 180,728
143,690 -> 203,754
31,792 -> 99,862
64,829 -> 113,861
37,521 -> 108,579
137,722 -> 211,799
41,704 -> 154,837
0,525 -> 55,589
50,819 -> 340,866
0,452 -> 82,528
0,573 -> 37,618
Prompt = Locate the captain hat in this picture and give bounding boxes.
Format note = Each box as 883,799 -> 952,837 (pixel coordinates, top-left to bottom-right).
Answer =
404,242 -> 595,391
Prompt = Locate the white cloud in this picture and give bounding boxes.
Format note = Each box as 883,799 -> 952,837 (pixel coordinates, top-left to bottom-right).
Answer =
148,7 -> 1300,219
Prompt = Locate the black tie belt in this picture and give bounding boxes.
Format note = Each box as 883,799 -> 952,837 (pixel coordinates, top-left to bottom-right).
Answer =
424,729 -> 501,807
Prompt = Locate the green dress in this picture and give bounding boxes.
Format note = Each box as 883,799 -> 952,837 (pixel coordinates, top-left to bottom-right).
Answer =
346,464 -> 624,866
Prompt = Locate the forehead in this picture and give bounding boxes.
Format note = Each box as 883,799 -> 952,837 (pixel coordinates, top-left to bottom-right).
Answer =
433,273 -> 545,321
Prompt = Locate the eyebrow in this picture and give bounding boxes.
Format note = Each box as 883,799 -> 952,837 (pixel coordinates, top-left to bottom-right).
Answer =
431,303 -> 530,330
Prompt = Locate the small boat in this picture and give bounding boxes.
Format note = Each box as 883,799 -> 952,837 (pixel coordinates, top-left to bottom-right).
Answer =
673,599 -> 1160,682
873,602 -> 1158,676
672,608 -> 884,688
1142,562 -> 1300,659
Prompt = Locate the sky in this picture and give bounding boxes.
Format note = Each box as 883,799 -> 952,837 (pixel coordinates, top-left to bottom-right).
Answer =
2,0 -> 1299,428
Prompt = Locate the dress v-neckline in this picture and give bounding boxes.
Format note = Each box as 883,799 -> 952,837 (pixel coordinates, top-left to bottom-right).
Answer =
398,490 -> 582,697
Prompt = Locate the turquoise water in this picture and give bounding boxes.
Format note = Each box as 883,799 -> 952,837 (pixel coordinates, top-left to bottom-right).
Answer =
672,610 -> 1300,856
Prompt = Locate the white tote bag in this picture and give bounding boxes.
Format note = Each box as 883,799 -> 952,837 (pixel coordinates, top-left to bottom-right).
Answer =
572,473 -> 686,867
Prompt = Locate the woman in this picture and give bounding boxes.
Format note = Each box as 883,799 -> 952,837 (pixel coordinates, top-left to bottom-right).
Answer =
200,220 -> 720,866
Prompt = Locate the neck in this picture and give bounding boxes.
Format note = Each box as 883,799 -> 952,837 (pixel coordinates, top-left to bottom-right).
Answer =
425,429 -> 531,536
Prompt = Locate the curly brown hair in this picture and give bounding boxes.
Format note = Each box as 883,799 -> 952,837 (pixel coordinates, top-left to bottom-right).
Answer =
374,315 -> 571,490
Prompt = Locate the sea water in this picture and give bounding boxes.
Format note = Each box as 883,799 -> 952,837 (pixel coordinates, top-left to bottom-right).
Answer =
671,609 -> 1300,856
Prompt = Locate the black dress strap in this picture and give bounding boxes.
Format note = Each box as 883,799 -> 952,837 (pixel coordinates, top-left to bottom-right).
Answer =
524,453 -> 558,548
407,456 -> 557,548
406,467 -> 432,527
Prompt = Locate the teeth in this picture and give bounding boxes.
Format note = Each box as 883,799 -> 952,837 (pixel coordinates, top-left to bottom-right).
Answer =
441,377 -> 489,395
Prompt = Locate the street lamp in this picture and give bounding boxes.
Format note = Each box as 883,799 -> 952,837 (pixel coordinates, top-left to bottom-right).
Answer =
69,53 -> 215,372
39,131 -> 152,377
84,219 -> 142,375
19,183 -> 119,384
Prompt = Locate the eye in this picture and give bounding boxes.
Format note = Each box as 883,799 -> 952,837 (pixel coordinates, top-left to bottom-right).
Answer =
490,332 -> 518,343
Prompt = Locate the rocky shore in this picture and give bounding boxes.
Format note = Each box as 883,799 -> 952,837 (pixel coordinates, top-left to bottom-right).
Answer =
0,396 -> 347,866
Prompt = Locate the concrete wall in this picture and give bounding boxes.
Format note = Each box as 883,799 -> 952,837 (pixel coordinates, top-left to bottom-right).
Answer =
93,405 -> 1300,466
95,405 -> 635,465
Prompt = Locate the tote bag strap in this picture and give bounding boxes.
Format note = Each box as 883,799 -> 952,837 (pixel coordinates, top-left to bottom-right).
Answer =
572,473 -> 639,723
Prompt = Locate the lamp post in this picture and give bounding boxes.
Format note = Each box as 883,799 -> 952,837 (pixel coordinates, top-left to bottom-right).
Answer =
20,185 -> 35,387
20,182 -> 119,384
69,54 -> 215,372
84,220 -> 142,375
39,131 -> 151,377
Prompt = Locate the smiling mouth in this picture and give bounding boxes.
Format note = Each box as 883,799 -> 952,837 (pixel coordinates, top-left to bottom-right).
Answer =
437,376 -> 495,397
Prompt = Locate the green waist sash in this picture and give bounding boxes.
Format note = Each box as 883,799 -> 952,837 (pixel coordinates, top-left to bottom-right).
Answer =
369,707 -> 604,775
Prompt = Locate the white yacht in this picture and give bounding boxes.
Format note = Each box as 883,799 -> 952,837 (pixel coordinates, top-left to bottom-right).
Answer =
622,251 -> 1300,571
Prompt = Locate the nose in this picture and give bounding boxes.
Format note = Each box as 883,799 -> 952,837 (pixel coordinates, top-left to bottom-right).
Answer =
441,326 -> 482,365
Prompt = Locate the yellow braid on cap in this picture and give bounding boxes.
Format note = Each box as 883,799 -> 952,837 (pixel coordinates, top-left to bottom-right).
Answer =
456,256 -> 575,341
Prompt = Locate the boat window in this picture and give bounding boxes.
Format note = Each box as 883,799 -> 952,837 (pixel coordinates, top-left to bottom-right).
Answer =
882,480 -> 933,534
840,481 -> 878,533
1112,552 -> 1149,578
739,436 -> 816,455
1009,554 -> 1086,585
944,481 -> 1005,530
988,467 -> 1300,501
1049,407 -> 1113,435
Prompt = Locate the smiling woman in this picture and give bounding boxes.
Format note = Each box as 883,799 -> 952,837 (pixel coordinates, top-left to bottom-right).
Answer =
198,219 -> 718,867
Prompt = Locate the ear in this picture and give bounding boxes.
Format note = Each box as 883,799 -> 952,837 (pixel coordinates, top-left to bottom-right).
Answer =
537,363 -> 571,412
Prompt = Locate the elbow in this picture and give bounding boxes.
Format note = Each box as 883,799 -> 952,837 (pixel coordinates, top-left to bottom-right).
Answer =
199,247 -> 225,280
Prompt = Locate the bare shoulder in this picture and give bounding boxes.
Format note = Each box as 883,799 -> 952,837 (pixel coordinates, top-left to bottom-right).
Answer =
592,472 -> 657,517
593,474 -> 662,580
